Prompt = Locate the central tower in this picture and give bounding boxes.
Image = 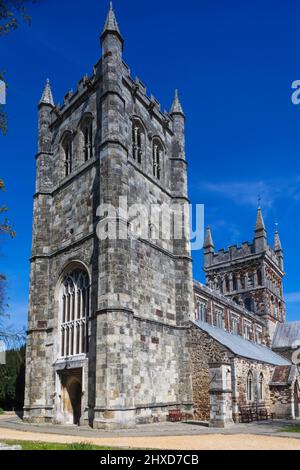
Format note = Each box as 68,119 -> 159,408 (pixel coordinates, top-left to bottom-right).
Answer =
24,3 -> 194,428
204,208 -> 286,344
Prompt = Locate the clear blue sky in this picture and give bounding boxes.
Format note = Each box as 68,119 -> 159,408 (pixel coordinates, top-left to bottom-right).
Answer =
1,0 -> 300,329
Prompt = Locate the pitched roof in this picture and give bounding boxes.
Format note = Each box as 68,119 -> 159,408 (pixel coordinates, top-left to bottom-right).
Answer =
271,366 -> 291,384
272,321 -> 300,349
194,320 -> 290,366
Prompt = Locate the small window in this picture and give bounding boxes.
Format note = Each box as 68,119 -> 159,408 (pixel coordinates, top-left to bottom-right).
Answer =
214,308 -> 224,329
82,119 -> 93,162
259,373 -> 264,400
152,138 -> 163,180
62,134 -> 73,177
132,119 -> 145,164
196,302 -> 207,322
231,316 -> 239,335
244,322 -> 252,341
247,371 -> 254,402
256,328 -> 263,344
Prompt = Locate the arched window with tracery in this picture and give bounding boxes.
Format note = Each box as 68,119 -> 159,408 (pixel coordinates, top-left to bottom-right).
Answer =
247,371 -> 254,402
81,117 -> 93,162
60,268 -> 90,358
132,119 -> 145,164
152,138 -> 163,180
62,133 -> 73,177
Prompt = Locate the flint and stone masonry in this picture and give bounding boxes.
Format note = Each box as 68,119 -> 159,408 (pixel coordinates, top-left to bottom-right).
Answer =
24,4 -> 194,429
24,4 -> 300,429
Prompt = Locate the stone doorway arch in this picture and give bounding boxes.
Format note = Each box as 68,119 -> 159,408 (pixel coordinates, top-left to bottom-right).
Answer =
60,369 -> 82,425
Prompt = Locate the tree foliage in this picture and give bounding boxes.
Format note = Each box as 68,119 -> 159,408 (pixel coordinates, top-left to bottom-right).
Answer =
0,0 -> 35,35
0,178 -> 15,237
0,346 -> 25,410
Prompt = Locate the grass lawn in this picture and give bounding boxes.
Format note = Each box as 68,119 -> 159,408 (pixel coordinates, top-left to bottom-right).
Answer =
3,440 -> 125,450
280,426 -> 300,434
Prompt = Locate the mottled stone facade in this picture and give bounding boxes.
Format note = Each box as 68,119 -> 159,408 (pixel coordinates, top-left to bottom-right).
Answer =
24,4 -> 300,430
188,324 -> 298,426
24,5 -> 193,429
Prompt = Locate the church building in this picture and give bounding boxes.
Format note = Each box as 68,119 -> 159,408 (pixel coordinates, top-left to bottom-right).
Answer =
24,4 -> 300,429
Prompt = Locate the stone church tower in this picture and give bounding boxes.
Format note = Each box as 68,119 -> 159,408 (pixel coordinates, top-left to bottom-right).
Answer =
204,208 -> 286,343
24,4 -> 194,428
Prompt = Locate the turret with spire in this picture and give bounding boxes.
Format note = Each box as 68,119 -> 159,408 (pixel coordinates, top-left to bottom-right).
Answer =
254,206 -> 267,252
39,79 -> 54,108
170,89 -> 186,163
170,89 -> 185,117
204,226 -> 215,268
274,228 -> 284,271
37,79 -> 54,184
101,2 -> 123,97
101,2 -> 123,53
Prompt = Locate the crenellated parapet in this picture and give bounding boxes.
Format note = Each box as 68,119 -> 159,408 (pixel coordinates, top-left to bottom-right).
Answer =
203,208 -> 286,334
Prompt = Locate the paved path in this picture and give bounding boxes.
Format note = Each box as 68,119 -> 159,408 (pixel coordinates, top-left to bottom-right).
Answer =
1,428 -> 300,450
0,415 -> 300,450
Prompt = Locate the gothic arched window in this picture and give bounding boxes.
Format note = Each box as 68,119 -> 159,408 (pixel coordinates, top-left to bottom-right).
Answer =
62,133 -> 73,177
247,371 -> 254,402
60,268 -> 90,358
259,373 -> 264,401
81,118 -> 93,162
152,138 -> 163,180
132,119 -> 145,164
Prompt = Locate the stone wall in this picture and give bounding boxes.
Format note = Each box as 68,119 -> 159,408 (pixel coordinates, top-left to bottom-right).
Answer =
25,8 -> 194,428
188,325 -> 231,421
233,357 -> 274,420
269,386 -> 293,419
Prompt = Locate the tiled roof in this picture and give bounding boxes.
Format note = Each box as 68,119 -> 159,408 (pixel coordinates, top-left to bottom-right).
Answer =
194,320 -> 291,366
272,322 -> 300,349
271,365 -> 291,384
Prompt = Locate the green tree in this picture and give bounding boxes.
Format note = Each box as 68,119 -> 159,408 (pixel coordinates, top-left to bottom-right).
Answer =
0,346 -> 26,410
